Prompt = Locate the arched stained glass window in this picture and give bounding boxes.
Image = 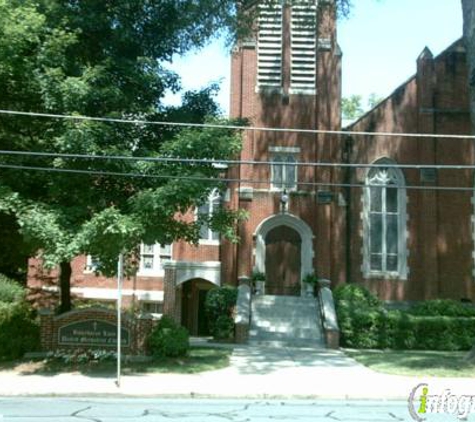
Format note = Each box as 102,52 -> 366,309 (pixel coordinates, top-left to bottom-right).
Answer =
363,159 -> 408,278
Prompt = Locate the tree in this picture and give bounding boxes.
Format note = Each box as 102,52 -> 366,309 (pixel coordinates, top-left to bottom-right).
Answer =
342,95 -> 364,121
0,0 -> 248,313
367,93 -> 384,109
0,213 -> 30,281
342,93 -> 383,122
461,0 -> 475,362
462,0 -> 475,133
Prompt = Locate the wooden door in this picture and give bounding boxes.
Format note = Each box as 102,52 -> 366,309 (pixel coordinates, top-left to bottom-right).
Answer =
265,226 -> 301,296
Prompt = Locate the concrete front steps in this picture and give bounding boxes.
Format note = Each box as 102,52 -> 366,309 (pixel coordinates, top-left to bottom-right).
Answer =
249,295 -> 326,348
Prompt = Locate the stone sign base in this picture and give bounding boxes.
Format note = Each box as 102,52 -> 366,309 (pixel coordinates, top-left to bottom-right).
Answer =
39,307 -> 157,355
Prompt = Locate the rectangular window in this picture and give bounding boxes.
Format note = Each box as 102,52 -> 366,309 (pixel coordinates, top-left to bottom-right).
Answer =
198,190 -> 221,244
368,180 -> 401,274
141,301 -> 164,315
84,255 -> 101,273
271,153 -> 298,190
138,243 -> 172,276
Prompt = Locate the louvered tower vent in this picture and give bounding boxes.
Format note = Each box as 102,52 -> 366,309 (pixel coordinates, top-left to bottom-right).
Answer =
257,1 -> 283,90
290,1 -> 317,93
256,0 -> 318,94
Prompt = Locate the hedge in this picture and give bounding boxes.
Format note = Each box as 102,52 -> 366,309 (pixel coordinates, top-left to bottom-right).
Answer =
335,285 -> 475,350
333,284 -> 381,308
409,299 -> 475,317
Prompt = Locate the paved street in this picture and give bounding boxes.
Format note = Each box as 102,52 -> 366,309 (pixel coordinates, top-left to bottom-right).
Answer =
0,398 -> 455,422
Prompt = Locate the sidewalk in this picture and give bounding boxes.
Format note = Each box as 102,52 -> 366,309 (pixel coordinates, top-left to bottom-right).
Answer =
0,345 -> 473,399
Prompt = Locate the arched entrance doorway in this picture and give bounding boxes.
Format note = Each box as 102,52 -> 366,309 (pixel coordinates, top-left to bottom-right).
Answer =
254,213 -> 314,297
181,278 -> 214,336
265,225 -> 301,295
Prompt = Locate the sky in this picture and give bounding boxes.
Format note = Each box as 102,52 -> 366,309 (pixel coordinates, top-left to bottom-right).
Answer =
164,0 -> 463,115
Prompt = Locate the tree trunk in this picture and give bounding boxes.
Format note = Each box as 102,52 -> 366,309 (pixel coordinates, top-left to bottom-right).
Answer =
462,0 -> 475,360
59,261 -> 72,313
462,0 -> 475,132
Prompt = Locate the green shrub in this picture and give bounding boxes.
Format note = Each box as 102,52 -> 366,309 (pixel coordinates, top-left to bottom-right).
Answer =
205,286 -> 237,339
212,315 -> 235,340
333,284 -> 381,308
334,285 -> 475,351
401,316 -> 475,351
337,304 -> 387,349
148,316 -> 189,358
47,349 -> 117,365
337,305 -> 475,350
251,271 -> 265,282
0,274 -> 25,304
0,301 -> 40,360
410,299 -> 475,317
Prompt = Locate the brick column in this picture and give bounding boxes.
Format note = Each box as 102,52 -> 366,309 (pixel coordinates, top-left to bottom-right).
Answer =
416,48 -> 439,299
38,309 -> 54,351
163,266 -> 177,320
136,314 -> 157,355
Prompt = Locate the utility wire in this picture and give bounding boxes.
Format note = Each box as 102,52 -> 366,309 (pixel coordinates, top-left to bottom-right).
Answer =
0,163 -> 473,192
0,149 -> 474,170
0,108 -> 474,140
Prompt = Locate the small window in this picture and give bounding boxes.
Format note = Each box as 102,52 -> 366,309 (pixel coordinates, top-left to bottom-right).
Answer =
138,243 -> 172,276
141,301 -> 164,315
84,255 -> 101,273
198,189 -> 221,244
271,153 -> 298,190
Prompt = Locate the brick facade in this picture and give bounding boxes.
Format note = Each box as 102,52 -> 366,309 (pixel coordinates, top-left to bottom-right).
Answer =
28,4 -> 475,336
346,39 -> 474,302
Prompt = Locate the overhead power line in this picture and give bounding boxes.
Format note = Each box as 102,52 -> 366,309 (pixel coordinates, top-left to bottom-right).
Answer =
0,163 -> 473,192
0,149 -> 475,170
0,109 -> 474,140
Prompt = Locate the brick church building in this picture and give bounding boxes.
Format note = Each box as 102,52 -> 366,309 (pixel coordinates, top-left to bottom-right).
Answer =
28,0 -> 475,337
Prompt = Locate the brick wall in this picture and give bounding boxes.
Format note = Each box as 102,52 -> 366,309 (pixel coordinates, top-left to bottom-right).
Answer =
347,39 -> 474,301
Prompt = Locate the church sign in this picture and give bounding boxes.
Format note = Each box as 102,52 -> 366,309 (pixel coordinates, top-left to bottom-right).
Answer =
317,191 -> 334,204
58,320 -> 130,347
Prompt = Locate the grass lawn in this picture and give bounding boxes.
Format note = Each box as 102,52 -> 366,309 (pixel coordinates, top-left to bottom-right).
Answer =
344,349 -> 475,377
0,347 -> 232,376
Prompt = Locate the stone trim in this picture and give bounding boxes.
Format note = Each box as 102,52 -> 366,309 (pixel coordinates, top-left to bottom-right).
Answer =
254,213 -> 315,297
362,157 -> 409,280
42,286 -> 164,302
268,146 -> 301,153
163,261 -> 221,287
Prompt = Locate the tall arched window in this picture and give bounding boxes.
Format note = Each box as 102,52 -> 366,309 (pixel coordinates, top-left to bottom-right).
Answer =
363,159 -> 408,279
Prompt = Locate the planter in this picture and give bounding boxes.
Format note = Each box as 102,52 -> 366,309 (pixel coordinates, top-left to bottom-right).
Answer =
255,280 -> 265,296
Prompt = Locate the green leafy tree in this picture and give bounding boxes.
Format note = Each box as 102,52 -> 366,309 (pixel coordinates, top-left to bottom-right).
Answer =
367,93 -> 384,109
0,0 -> 353,312
462,0 -> 475,133
342,93 -> 384,122
0,0 -> 248,312
462,0 -> 475,359
342,94 -> 364,121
